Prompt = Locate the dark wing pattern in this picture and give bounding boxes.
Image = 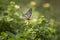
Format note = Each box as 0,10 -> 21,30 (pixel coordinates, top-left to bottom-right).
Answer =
23,8 -> 32,20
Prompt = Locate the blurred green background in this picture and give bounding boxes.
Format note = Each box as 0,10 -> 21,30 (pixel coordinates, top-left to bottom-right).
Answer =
0,0 -> 60,20
0,0 -> 60,40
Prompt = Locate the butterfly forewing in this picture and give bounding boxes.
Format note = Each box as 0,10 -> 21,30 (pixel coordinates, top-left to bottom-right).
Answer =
23,8 -> 32,20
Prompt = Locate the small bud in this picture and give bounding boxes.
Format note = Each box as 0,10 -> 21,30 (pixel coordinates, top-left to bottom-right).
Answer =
43,3 -> 50,8
32,19 -> 37,22
30,1 -> 36,6
15,5 -> 20,9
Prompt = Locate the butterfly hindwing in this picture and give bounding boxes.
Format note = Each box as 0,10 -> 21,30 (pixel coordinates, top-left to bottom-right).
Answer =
23,8 -> 32,20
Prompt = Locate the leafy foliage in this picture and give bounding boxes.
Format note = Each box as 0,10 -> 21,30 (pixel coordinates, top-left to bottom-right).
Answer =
0,1 -> 57,40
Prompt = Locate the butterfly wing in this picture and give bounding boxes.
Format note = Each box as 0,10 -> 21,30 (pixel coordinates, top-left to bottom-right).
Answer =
23,8 -> 32,20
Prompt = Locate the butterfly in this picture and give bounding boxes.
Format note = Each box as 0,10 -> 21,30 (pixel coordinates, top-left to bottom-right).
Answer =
23,8 -> 32,20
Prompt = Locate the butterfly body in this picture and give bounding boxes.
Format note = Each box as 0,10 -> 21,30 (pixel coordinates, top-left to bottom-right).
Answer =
23,8 -> 32,20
